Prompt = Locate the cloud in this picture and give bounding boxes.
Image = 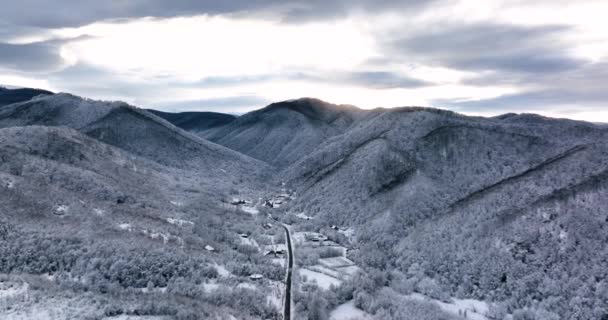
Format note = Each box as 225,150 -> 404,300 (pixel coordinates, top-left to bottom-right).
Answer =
0,40 -> 65,72
297,71 -> 433,89
383,23 -> 586,73
0,0 -> 437,29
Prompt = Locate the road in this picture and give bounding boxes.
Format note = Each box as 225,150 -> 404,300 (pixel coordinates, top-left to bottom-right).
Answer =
282,224 -> 293,320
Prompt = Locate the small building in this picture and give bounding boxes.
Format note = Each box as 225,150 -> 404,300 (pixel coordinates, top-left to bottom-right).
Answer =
262,223 -> 273,229
239,233 -> 249,238
204,245 -> 215,252
330,225 -> 340,230
264,249 -> 285,257
249,274 -> 264,280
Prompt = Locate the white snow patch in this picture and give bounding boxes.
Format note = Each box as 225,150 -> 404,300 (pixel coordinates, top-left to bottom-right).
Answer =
406,293 -> 489,320
329,301 -> 372,320
214,264 -> 231,277
338,227 -> 355,239
103,316 -> 168,320
202,283 -> 220,292
299,268 -> 342,290
118,223 -> 132,231
295,212 -> 315,220
237,282 -> 257,290
53,204 -> 69,215
271,258 -> 285,267
240,206 -> 259,215
169,201 -> 183,207
166,218 -> 194,227
318,256 -> 355,268
0,281 -> 28,298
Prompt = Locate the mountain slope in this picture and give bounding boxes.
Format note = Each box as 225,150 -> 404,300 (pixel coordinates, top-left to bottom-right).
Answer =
275,107 -> 608,318
147,109 -> 237,135
0,93 -> 269,180
201,98 -> 364,167
0,87 -> 53,106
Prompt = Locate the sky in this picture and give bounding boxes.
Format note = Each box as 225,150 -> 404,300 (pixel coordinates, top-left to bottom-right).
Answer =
0,0 -> 607,121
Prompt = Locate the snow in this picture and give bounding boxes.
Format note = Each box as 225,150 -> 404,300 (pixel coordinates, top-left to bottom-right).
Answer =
271,258 -> 285,267
329,301 -> 372,320
118,223 -> 132,231
237,282 -> 257,290
299,268 -> 342,290
406,293 -> 489,320
318,256 -> 355,268
240,206 -> 259,215
214,264 -> 231,277
295,212 -> 315,220
0,282 -> 28,298
240,236 -> 259,249
166,218 -> 194,227
202,283 -> 220,292
103,316 -> 168,320
338,227 -> 355,239
142,230 -> 170,244
54,204 -> 69,215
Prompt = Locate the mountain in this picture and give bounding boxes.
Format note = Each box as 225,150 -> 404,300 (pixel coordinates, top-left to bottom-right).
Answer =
276,106 -> 608,319
0,87 -> 53,106
2,90 -> 608,319
147,109 -> 237,136
0,93 -> 269,181
199,98 -> 365,168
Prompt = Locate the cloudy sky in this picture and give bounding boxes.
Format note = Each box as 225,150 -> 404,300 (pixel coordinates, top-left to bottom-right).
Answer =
1,0 -> 607,121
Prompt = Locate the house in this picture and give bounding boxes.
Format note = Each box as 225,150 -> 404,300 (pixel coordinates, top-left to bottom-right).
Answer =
330,225 -> 340,230
262,223 -> 273,229
204,245 -> 215,252
264,249 -> 285,257
249,274 -> 264,280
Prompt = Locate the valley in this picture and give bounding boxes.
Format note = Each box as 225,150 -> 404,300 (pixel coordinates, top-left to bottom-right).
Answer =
0,88 -> 607,319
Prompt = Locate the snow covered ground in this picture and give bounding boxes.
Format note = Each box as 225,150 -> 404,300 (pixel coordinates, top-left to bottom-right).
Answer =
329,301 -> 372,320
406,293 -> 489,320
299,268 -> 342,290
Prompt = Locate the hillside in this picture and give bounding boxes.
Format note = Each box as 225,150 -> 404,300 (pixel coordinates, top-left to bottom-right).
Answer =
201,98 -> 365,167
147,109 -> 237,136
2,90 -> 608,319
276,107 -> 608,319
0,87 -> 53,106
0,125 -> 282,318
0,93 -> 269,182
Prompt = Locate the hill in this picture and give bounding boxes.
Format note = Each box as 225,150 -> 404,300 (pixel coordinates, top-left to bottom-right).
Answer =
276,106 -> 608,319
201,98 -> 365,167
0,87 -> 53,106
0,93 -> 269,181
147,109 -> 237,136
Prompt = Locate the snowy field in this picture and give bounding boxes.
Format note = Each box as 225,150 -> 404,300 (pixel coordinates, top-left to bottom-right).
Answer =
329,301 -> 372,320
299,268 -> 342,290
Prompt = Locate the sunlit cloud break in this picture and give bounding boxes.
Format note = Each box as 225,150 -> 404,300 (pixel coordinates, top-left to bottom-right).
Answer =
0,0 -> 607,121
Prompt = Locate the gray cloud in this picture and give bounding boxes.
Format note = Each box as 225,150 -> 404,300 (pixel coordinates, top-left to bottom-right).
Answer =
433,89 -> 608,114
149,95 -> 271,113
0,0 -> 437,29
383,23 -> 586,73
0,41 -> 64,72
337,71 -> 432,89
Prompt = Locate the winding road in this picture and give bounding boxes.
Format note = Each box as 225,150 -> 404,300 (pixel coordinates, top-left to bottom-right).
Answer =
282,224 -> 293,320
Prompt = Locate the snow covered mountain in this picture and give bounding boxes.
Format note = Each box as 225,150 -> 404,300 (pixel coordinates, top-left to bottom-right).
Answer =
2,90 -> 607,319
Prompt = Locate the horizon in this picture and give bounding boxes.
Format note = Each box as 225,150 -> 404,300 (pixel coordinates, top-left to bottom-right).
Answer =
3,85 -> 608,124
1,1 -> 607,121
